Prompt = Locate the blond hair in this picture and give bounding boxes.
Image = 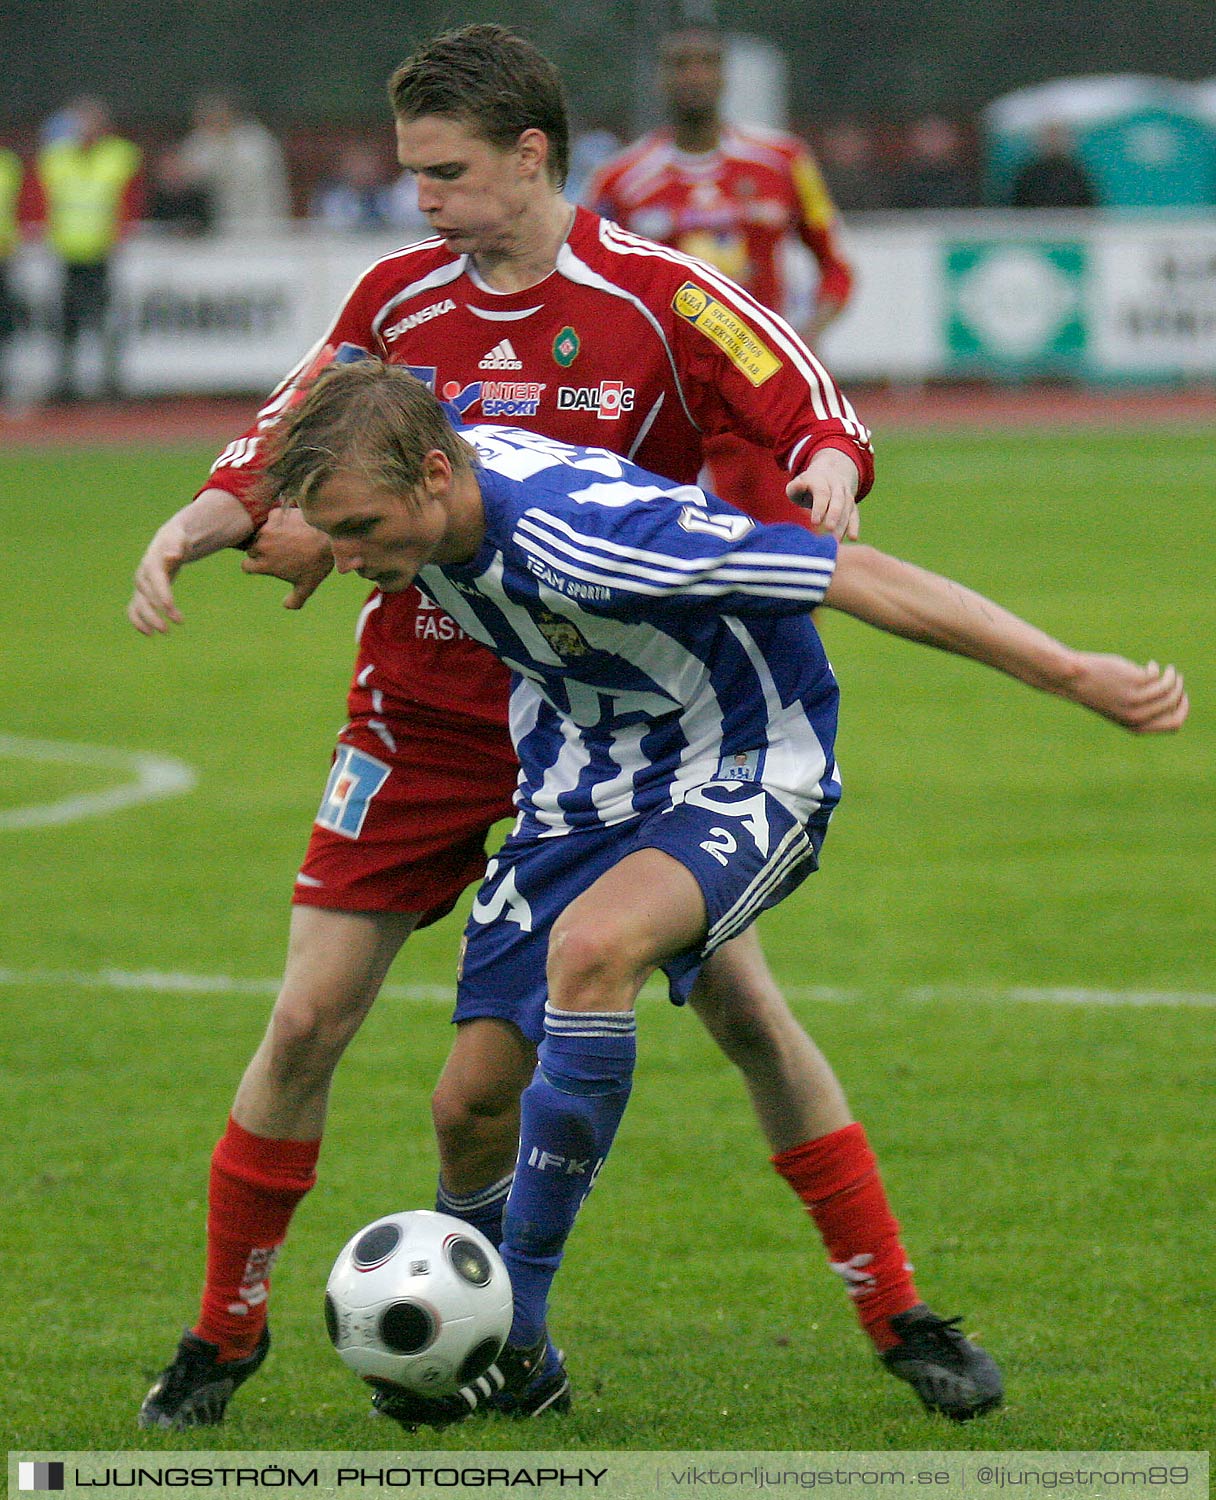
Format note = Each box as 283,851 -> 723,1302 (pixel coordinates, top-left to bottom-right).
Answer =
261,360 -> 474,511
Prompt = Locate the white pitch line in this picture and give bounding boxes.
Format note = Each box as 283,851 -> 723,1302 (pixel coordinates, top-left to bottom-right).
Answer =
0,967 -> 1211,1008
0,733 -> 197,830
899,983 -> 1216,1008
776,984 -> 1216,1008
0,967 -> 453,1002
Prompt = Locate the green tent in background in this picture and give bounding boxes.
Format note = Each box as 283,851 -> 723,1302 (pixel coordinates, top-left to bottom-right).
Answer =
983,74 -> 1216,209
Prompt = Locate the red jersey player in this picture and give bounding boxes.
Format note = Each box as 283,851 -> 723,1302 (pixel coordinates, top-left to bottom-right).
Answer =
587,26 -> 855,523
202,204 -> 870,743
131,25 -> 1003,1431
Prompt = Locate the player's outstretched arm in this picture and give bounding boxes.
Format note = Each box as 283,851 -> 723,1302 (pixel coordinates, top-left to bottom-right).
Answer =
127,488 -> 255,635
823,545 -> 1189,734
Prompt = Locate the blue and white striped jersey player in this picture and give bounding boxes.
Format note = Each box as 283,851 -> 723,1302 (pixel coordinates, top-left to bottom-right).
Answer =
265,360 -> 1187,1426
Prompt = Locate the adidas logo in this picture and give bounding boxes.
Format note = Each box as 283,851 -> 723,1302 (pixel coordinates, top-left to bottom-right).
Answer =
478,339 -> 523,370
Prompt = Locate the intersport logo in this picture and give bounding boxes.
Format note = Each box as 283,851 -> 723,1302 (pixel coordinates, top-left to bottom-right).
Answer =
481,381 -> 545,416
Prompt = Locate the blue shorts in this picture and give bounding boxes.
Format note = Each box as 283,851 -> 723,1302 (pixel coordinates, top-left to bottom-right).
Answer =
453,780 -> 832,1044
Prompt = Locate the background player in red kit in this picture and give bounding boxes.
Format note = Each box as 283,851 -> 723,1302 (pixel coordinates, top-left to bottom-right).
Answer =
588,25 -> 855,524
130,25 -> 1002,1430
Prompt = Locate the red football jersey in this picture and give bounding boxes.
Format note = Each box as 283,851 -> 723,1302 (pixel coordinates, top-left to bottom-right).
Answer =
587,124 -> 853,317
204,206 -> 871,727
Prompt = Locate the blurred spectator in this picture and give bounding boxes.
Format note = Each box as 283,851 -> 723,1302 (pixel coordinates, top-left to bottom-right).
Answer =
146,147 -> 212,235
0,144 -> 22,403
32,97 -> 142,401
309,144 -> 395,232
891,115 -> 975,208
177,93 -> 290,233
588,27 -> 853,342
382,168 -> 436,240
565,125 -> 621,205
39,108 -> 79,147
1009,121 -> 1098,208
818,121 -> 893,211
587,25 -> 855,522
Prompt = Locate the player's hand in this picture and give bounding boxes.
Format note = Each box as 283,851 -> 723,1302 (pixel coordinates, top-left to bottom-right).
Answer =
787,448 -> 861,540
128,489 -> 254,636
1068,654 -> 1189,733
241,505 -> 335,610
128,522 -> 189,635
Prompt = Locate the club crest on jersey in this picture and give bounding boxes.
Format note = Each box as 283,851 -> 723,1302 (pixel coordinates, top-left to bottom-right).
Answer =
672,280 -> 781,387
556,381 -> 634,420
534,609 -> 591,658
552,326 -> 580,366
478,338 -> 523,370
715,747 -> 766,784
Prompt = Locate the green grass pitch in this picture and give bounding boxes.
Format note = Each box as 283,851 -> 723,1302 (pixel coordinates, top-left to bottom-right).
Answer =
1,425 -> 1212,1453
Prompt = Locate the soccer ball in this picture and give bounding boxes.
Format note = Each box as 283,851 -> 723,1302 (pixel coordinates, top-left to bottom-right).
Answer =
324,1210 -> 513,1398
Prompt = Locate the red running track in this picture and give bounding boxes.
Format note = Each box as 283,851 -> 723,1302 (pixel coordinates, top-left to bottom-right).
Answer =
3,384 -> 1214,449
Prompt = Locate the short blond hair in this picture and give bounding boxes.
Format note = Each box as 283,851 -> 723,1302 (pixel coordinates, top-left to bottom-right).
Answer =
261,360 -> 474,510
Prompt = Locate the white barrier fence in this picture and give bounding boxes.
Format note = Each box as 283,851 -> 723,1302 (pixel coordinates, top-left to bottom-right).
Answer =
6,212 -> 1216,399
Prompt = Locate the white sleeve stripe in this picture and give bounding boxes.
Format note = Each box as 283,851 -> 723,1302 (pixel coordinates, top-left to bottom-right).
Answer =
598,221 -> 871,448
517,535 -> 832,604
522,529 -> 834,591
368,255 -> 466,342
787,433 -> 816,472
602,220 -> 856,433
520,511 -> 693,571
520,528 -> 834,592
720,136 -> 791,173
213,325 -> 332,456
520,506 -> 715,566
518,511 -> 834,581
602,219 -> 851,438
246,334 -> 330,423
256,242 -> 443,410
210,435 -> 263,472
604,217 -> 823,425
214,241 -> 454,464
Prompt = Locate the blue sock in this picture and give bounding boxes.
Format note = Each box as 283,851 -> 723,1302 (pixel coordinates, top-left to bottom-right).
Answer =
501,1004 -> 637,1349
435,1172 -> 513,1249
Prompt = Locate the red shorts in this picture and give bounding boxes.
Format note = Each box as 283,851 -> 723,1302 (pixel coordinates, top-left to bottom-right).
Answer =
293,708 -> 519,925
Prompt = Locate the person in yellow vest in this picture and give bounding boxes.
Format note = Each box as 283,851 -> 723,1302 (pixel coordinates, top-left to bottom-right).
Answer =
0,144 -> 24,404
34,97 -> 142,401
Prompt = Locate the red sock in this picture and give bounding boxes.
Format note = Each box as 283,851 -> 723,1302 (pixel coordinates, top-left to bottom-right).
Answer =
194,1116 -> 321,1362
772,1122 -> 920,1352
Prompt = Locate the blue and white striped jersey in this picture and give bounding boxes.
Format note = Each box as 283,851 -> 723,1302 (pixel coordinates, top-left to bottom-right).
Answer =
415,424 -> 842,836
